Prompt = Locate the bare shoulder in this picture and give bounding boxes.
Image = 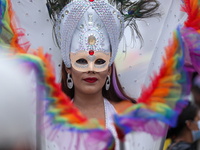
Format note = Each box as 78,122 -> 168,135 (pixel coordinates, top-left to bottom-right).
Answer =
109,100 -> 134,113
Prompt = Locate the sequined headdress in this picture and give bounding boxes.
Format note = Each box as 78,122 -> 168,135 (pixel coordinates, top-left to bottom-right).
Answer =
55,0 -> 124,68
47,0 -> 160,68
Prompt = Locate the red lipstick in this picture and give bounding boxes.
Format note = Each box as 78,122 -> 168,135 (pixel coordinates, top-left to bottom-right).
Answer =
83,77 -> 98,83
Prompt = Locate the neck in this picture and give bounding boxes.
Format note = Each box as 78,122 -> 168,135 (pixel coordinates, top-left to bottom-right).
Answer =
73,90 -> 104,108
73,88 -> 105,121
175,128 -> 193,144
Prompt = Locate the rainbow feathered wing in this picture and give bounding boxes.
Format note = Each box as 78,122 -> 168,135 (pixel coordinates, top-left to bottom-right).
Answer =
114,0 -> 200,140
114,28 -> 189,140
0,0 -> 116,149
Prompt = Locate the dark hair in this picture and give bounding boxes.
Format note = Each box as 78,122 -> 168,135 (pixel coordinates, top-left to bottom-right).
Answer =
61,61 -> 136,103
191,72 -> 200,93
167,102 -> 198,139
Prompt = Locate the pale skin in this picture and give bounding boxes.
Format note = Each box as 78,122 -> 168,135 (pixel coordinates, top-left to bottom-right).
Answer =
66,66 -> 112,122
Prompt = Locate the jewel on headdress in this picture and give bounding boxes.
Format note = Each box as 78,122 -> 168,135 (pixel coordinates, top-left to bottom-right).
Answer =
80,24 -> 84,29
88,14 -> 93,26
89,0 -> 94,2
65,10 -> 69,15
88,35 -> 96,45
97,24 -> 101,29
89,50 -> 94,55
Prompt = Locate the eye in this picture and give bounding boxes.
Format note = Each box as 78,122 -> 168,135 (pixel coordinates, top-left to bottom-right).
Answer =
95,59 -> 106,65
76,58 -> 88,64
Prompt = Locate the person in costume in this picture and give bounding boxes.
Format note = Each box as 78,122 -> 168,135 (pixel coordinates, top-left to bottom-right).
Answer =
2,0 -> 200,149
44,0 -> 198,149
46,0 -> 160,131
44,0 -> 163,149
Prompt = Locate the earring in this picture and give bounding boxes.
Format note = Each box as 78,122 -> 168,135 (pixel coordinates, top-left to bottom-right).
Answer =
105,75 -> 110,91
67,73 -> 73,89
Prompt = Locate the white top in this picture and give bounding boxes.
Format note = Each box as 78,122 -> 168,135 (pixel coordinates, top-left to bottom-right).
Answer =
41,98 -> 121,150
104,99 -> 119,150
42,99 -> 166,150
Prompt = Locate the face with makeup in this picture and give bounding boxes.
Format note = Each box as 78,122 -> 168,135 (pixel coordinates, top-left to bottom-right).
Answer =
70,50 -> 111,72
66,50 -> 111,95
65,6 -> 115,94
66,64 -> 111,95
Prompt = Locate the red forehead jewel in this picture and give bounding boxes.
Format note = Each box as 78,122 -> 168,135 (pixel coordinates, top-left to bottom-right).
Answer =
89,50 -> 94,55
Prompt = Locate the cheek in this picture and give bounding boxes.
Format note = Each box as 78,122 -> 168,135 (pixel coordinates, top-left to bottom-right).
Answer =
99,70 -> 109,82
71,69 -> 82,83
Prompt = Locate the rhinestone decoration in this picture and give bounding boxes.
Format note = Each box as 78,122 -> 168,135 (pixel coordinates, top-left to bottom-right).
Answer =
87,55 -> 96,61
65,10 -> 69,14
56,0 -> 124,67
89,50 -> 94,55
58,0 -> 90,67
88,35 -> 96,45
92,0 -> 123,66
80,24 -> 84,29
88,14 -> 93,26
81,31 -> 103,52
97,24 -> 101,28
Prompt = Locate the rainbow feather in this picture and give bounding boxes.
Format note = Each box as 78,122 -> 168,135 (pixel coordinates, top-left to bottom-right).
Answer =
0,0 -> 30,52
0,51 -> 114,149
114,28 -> 189,140
13,51 -> 115,149
181,0 -> 200,32
1,0 -> 200,148
114,0 -> 200,140
0,0 -> 115,149
181,0 -> 200,74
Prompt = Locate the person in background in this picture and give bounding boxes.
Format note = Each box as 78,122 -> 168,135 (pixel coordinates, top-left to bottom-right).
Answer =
166,102 -> 200,150
191,73 -> 200,108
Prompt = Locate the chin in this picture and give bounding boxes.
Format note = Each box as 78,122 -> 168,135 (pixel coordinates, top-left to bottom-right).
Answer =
81,86 -> 102,95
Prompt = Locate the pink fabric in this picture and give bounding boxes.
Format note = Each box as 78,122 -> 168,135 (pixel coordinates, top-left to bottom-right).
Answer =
182,28 -> 200,75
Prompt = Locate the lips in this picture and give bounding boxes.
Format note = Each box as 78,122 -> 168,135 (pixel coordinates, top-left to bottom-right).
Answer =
83,77 -> 98,83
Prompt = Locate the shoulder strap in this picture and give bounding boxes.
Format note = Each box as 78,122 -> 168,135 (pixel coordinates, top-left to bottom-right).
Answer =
167,141 -> 180,150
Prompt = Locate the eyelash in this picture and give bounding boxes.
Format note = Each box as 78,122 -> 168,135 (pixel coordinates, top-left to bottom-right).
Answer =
76,58 -> 87,64
95,59 -> 106,65
76,58 -> 106,65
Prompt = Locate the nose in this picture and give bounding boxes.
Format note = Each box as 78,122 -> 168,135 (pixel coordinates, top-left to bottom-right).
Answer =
88,61 -> 94,72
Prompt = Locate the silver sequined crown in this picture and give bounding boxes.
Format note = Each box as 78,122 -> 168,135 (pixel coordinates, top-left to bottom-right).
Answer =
56,0 -> 124,68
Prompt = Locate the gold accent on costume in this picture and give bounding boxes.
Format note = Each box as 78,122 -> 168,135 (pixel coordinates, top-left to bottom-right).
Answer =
88,35 -> 96,45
